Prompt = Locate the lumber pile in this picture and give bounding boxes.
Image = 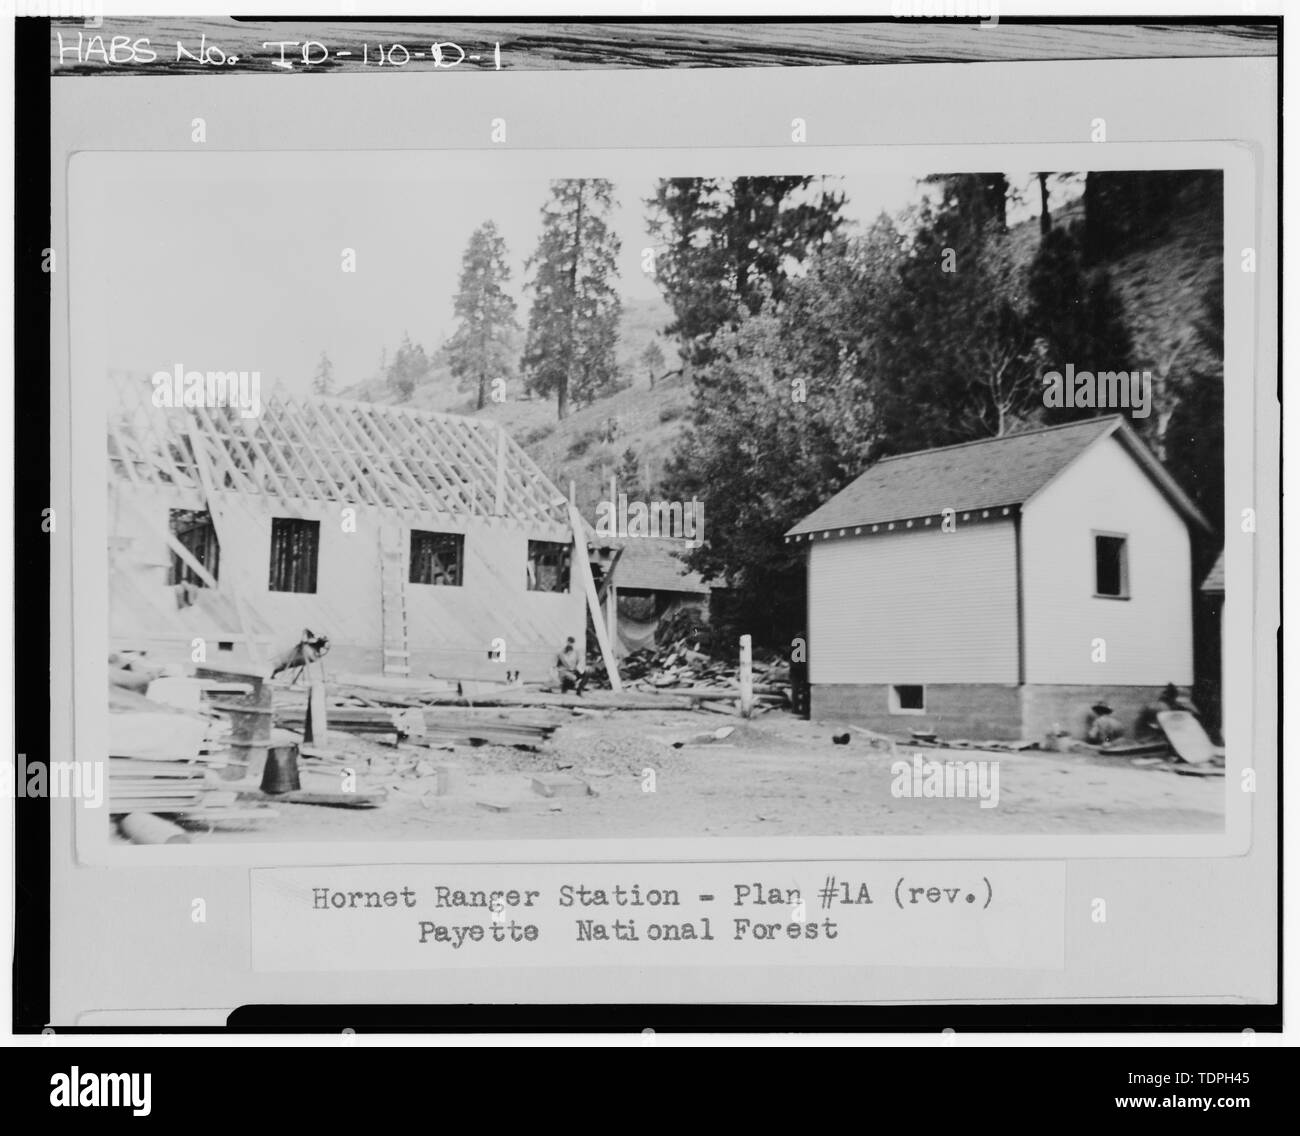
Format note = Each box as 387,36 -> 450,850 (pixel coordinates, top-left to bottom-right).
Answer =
420,710 -> 562,748
108,710 -> 235,815
107,668 -> 279,831
275,702 -> 412,737
273,689 -> 562,749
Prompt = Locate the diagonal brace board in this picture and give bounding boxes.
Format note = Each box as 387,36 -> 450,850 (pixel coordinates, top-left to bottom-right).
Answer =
568,502 -> 621,693
184,419 -> 266,667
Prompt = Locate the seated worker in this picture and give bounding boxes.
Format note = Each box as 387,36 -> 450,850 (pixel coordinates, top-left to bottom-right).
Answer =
1136,682 -> 1202,738
555,636 -> 588,695
1085,701 -> 1124,745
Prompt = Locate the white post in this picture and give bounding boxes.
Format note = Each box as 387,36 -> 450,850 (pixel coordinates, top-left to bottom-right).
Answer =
739,634 -> 753,719
306,680 -> 327,745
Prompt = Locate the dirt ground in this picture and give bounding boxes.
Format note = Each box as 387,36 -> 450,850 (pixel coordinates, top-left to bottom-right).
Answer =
182,709 -> 1225,843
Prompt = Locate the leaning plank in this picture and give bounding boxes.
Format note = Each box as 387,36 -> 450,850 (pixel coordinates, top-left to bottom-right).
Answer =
568,502 -> 622,692
1157,710 -> 1221,765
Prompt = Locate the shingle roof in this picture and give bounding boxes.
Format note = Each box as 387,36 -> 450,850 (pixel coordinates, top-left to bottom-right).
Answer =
612,538 -> 710,594
786,416 -> 1211,537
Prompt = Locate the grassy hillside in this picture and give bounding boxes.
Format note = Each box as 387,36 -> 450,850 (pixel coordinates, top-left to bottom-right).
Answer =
1008,178 -> 1222,434
474,368 -> 691,517
338,181 -> 1221,516
337,296 -> 686,515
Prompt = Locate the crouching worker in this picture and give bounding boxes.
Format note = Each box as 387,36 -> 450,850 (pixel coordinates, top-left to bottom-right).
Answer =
555,636 -> 588,695
1136,682 -> 1201,739
1085,701 -> 1124,744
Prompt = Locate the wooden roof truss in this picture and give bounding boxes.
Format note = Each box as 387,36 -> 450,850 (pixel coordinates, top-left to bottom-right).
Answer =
107,375 -> 569,529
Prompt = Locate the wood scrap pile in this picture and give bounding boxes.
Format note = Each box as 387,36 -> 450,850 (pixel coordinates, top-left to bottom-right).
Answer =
615,638 -> 792,714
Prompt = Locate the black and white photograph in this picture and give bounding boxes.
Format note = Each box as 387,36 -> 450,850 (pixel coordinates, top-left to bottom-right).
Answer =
89,156 -> 1232,844
15,8 -> 1281,1052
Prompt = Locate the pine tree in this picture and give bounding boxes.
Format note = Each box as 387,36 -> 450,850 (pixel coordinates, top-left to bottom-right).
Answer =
312,350 -> 334,396
647,176 -> 845,368
1026,224 -> 1135,425
521,179 -> 622,420
872,183 -> 1041,450
447,221 -> 520,410
616,446 -> 645,500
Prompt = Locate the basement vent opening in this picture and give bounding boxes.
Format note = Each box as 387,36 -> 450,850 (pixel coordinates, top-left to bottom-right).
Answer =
891,684 -> 926,714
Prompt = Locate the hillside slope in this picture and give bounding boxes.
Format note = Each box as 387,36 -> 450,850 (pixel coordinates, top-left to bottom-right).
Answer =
339,178 -> 1221,517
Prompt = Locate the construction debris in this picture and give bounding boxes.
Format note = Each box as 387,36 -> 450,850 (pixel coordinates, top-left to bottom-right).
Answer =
667,726 -> 736,749
614,637 -> 792,712
530,773 -> 592,798
105,629 -> 799,839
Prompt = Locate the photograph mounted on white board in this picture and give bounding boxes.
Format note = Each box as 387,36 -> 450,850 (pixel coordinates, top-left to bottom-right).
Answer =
88,156 -> 1229,844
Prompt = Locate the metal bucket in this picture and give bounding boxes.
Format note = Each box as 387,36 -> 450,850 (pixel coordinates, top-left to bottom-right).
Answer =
260,742 -> 300,794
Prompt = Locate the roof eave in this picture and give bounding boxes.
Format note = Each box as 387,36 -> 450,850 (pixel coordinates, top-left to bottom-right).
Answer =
1109,421 -> 1215,534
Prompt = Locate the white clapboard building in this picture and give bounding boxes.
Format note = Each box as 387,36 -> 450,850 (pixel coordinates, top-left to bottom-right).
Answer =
786,416 -> 1212,740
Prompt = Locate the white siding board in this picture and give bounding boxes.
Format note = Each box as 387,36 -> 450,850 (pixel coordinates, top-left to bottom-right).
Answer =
808,520 -> 1018,684
108,486 -> 585,672
1020,434 -> 1193,685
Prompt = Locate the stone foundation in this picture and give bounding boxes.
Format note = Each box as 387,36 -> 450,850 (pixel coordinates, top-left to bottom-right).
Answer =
812,682 -> 1167,743
1019,684 -> 1165,744
811,683 -> 1023,740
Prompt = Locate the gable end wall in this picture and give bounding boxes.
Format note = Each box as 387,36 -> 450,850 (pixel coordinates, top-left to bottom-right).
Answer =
1019,434 -> 1193,686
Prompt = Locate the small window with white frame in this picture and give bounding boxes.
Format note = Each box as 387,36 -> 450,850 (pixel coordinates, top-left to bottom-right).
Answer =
1094,532 -> 1129,599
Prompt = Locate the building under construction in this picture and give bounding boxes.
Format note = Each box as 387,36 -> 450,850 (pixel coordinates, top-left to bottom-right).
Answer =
106,374 -> 587,682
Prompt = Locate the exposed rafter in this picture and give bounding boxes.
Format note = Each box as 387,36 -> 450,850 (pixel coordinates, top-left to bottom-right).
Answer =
107,374 -> 571,529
